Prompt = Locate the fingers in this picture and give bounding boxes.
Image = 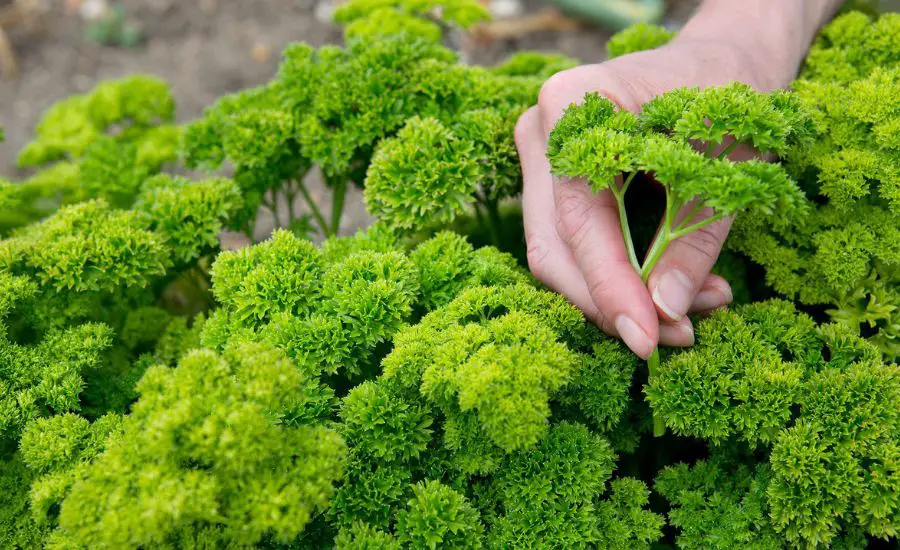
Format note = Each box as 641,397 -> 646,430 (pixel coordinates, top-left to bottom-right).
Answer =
690,273 -> 733,314
553,176 -> 659,358
537,65 -> 641,135
517,107 -> 601,320
647,205 -> 734,323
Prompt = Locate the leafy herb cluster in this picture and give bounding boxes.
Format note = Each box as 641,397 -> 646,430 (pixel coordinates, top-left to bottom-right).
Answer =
0,4 -> 897,549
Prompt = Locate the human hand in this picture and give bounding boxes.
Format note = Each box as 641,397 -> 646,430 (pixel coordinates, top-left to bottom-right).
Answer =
515,30 -> 802,358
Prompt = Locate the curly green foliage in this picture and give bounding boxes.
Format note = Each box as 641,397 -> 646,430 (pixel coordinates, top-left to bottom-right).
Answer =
340,381 -> 433,463
19,413 -> 124,526
800,11 -> 900,84
207,229 -> 419,376
329,453 -> 415,531
365,116 -> 480,231
134,174 -> 242,264
0,455 -> 47,548
334,0 -> 490,38
380,283 -> 632,475
606,23 -> 675,59
651,300 -> 900,546
730,13 -> 900,358
395,480 -> 484,548
488,422 -> 614,546
549,86 -> 807,284
596,477 -> 666,549
0,319 -> 114,446
410,231 -> 529,310
486,423 -> 663,548
490,51 -> 579,79
0,200 -> 168,295
548,83 -> 812,436
557,339 -> 638,433
18,75 -> 175,167
10,77 -> 180,228
655,457 -> 783,549
54,343 -> 346,548
336,521 -> 402,549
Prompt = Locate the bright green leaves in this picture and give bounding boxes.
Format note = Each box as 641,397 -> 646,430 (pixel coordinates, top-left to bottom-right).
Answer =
334,0 -> 491,41
211,229 -> 323,324
673,83 -> 800,155
207,229 -> 420,376
436,311 -> 577,452
55,343 -> 347,548
548,86 -> 807,230
606,22 -> 675,59
135,175 -> 242,264
495,421 -> 614,507
365,117 -> 479,231
491,51 -> 579,79
0,322 -> 113,444
596,477 -> 666,549
0,200 -> 168,294
801,11 -> 900,84
18,75 -> 174,167
321,250 -> 420,349
548,84 -> 808,426
341,381 -> 433,462
396,480 -> 484,549
655,458 -> 782,549
652,301 -> 900,546
647,300 -> 843,445
729,14 -> 900,360
19,413 -> 123,525
381,283 -> 622,470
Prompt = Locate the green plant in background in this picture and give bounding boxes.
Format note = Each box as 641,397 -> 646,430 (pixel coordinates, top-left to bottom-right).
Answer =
2,76 -> 181,234
0,4 -> 898,549
183,0 -> 575,243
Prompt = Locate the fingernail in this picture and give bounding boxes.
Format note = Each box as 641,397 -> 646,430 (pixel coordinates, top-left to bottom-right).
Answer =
659,321 -> 695,347
652,269 -> 693,320
614,315 -> 654,359
693,286 -> 733,312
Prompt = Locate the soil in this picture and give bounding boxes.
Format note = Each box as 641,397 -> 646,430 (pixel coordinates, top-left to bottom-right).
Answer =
0,0 -> 705,237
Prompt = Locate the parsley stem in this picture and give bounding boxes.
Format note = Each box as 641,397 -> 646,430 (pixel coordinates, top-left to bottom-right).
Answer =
296,178 -> 332,237
669,212 -> 725,241
716,139 -> 742,160
613,174 -> 640,272
330,179 -> 347,236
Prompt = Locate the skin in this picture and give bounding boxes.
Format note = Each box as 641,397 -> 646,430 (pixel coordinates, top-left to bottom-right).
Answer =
515,0 -> 843,358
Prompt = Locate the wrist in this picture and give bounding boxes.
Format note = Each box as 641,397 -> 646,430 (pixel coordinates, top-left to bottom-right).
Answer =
674,0 -> 841,90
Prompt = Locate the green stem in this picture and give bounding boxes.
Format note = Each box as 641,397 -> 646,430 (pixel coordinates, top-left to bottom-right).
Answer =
715,139 -> 742,160
647,350 -> 666,436
676,201 -> 706,231
296,178 -> 332,237
284,182 -> 297,228
483,198 -> 503,248
330,178 -> 348,236
638,189 -> 680,438
612,185 -> 640,272
670,213 -> 726,241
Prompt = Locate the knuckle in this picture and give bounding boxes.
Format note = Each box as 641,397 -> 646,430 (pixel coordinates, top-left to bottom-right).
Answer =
585,259 -> 633,305
554,191 -> 593,246
524,234 -> 552,283
537,69 -> 575,109
514,106 -> 539,149
680,225 -> 725,265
